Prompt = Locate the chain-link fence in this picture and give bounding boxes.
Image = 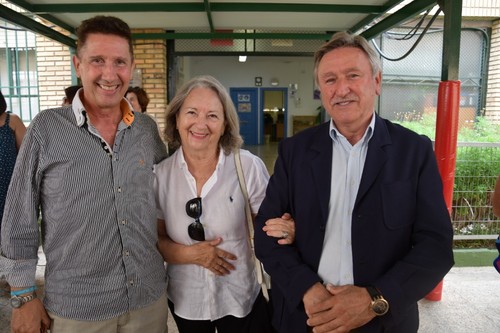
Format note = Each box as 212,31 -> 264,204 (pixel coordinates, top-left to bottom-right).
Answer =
377,28 -> 488,129
452,142 -> 500,240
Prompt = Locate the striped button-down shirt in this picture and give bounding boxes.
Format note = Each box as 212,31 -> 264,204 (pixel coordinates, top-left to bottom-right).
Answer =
0,94 -> 168,320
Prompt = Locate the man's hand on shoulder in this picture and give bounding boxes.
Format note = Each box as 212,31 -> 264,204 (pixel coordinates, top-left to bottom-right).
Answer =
11,299 -> 50,333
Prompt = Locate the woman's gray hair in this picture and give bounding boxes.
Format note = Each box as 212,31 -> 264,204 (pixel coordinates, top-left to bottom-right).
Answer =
164,75 -> 243,154
313,31 -> 382,86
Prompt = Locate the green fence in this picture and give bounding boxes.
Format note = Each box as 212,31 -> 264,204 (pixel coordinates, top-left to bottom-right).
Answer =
452,142 -> 500,240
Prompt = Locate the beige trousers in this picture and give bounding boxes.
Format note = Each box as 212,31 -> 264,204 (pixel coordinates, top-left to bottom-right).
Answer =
48,292 -> 168,333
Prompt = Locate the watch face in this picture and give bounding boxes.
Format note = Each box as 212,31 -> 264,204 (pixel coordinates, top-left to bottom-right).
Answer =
373,299 -> 389,315
10,297 -> 22,308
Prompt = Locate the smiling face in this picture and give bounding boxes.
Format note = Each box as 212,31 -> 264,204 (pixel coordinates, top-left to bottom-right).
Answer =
73,33 -> 134,114
317,46 -> 381,138
176,87 -> 226,156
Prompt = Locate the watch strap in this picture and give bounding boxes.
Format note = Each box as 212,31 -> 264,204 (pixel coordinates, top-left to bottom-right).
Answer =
10,292 -> 37,308
366,285 -> 389,316
366,285 -> 382,300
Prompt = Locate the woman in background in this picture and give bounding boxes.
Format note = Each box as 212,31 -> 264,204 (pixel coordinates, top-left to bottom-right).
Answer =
126,86 -> 150,113
0,89 -> 26,294
0,90 -> 26,228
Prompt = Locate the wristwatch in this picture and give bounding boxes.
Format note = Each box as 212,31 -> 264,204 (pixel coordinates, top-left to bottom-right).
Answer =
366,286 -> 389,316
10,292 -> 36,309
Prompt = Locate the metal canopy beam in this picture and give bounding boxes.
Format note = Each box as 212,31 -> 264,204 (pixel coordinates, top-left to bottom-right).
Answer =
2,0 -> 438,47
204,0 -> 215,33
132,31 -> 333,40
350,0 -> 405,33
360,0 -> 437,40
6,0 -> 75,33
441,0 -> 462,80
0,4 -> 76,47
9,2 -> 386,14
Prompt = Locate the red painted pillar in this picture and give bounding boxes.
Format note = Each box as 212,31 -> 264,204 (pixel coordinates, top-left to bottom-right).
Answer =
425,80 -> 460,301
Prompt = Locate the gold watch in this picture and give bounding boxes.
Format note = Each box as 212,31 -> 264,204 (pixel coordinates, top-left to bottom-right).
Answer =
366,286 -> 389,316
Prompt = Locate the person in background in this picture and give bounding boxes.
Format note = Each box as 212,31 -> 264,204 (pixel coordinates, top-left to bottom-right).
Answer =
254,31 -> 454,333
1,16 -> 168,333
155,75 -> 295,333
0,91 -> 26,231
126,86 -> 150,113
61,85 -> 82,106
0,89 -> 26,292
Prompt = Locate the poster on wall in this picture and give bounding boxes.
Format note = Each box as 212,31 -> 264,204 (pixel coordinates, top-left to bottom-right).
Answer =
238,93 -> 250,102
238,103 -> 251,112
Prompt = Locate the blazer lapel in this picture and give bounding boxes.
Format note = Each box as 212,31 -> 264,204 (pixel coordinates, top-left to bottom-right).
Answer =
309,122 -> 333,224
356,115 -> 391,206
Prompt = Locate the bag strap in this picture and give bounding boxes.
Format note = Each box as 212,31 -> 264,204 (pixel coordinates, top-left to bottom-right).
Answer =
234,149 -> 269,301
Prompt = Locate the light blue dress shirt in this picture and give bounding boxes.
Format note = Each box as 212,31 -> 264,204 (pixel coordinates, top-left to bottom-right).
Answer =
317,114 -> 375,285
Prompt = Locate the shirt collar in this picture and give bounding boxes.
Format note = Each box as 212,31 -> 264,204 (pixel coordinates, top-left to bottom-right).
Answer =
177,146 -> 226,169
329,112 -> 376,145
72,88 -> 135,127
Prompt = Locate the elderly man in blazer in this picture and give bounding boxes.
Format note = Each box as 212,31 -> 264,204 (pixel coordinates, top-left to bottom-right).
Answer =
255,32 -> 454,333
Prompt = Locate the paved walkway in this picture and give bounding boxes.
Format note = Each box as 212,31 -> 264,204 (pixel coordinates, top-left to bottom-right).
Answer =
418,266 -> 500,333
1,264 -> 499,333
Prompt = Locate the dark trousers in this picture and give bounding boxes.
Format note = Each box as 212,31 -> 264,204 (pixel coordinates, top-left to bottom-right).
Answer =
168,290 -> 275,333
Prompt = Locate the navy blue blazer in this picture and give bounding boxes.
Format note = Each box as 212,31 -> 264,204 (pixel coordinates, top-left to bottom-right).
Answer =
255,115 -> 454,333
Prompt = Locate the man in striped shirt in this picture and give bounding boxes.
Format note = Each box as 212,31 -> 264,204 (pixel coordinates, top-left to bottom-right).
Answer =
1,16 -> 169,333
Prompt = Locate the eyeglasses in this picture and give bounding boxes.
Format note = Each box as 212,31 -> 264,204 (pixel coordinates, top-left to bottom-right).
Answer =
186,197 -> 205,241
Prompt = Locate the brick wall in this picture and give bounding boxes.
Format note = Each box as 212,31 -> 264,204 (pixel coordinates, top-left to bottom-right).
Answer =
36,28 -> 169,135
131,29 -> 168,136
485,19 -> 500,124
36,35 -> 74,111
463,0 -> 500,17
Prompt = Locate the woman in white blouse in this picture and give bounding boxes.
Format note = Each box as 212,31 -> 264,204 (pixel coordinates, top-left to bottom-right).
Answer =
155,75 -> 294,333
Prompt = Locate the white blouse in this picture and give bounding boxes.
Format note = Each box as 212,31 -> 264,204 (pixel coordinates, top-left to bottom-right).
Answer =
154,147 -> 270,320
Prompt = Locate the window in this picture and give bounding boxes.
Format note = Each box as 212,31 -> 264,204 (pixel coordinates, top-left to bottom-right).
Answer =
0,20 -> 39,122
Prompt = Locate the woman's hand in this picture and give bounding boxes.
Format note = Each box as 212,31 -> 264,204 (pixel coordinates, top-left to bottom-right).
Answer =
263,213 -> 296,245
157,219 -> 236,276
190,237 -> 237,276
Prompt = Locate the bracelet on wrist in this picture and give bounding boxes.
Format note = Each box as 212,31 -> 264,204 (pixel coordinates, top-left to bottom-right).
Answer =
10,286 -> 37,296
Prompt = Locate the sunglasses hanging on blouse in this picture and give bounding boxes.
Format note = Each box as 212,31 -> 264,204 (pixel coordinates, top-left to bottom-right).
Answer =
186,197 -> 205,241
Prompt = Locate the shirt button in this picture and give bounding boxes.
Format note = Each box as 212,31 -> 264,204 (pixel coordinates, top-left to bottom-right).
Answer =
124,250 -> 130,256
129,280 -> 134,285
117,187 -> 122,193
121,220 -> 127,225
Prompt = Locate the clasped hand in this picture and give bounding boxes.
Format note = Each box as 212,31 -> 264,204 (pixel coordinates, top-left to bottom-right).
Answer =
303,283 -> 376,333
